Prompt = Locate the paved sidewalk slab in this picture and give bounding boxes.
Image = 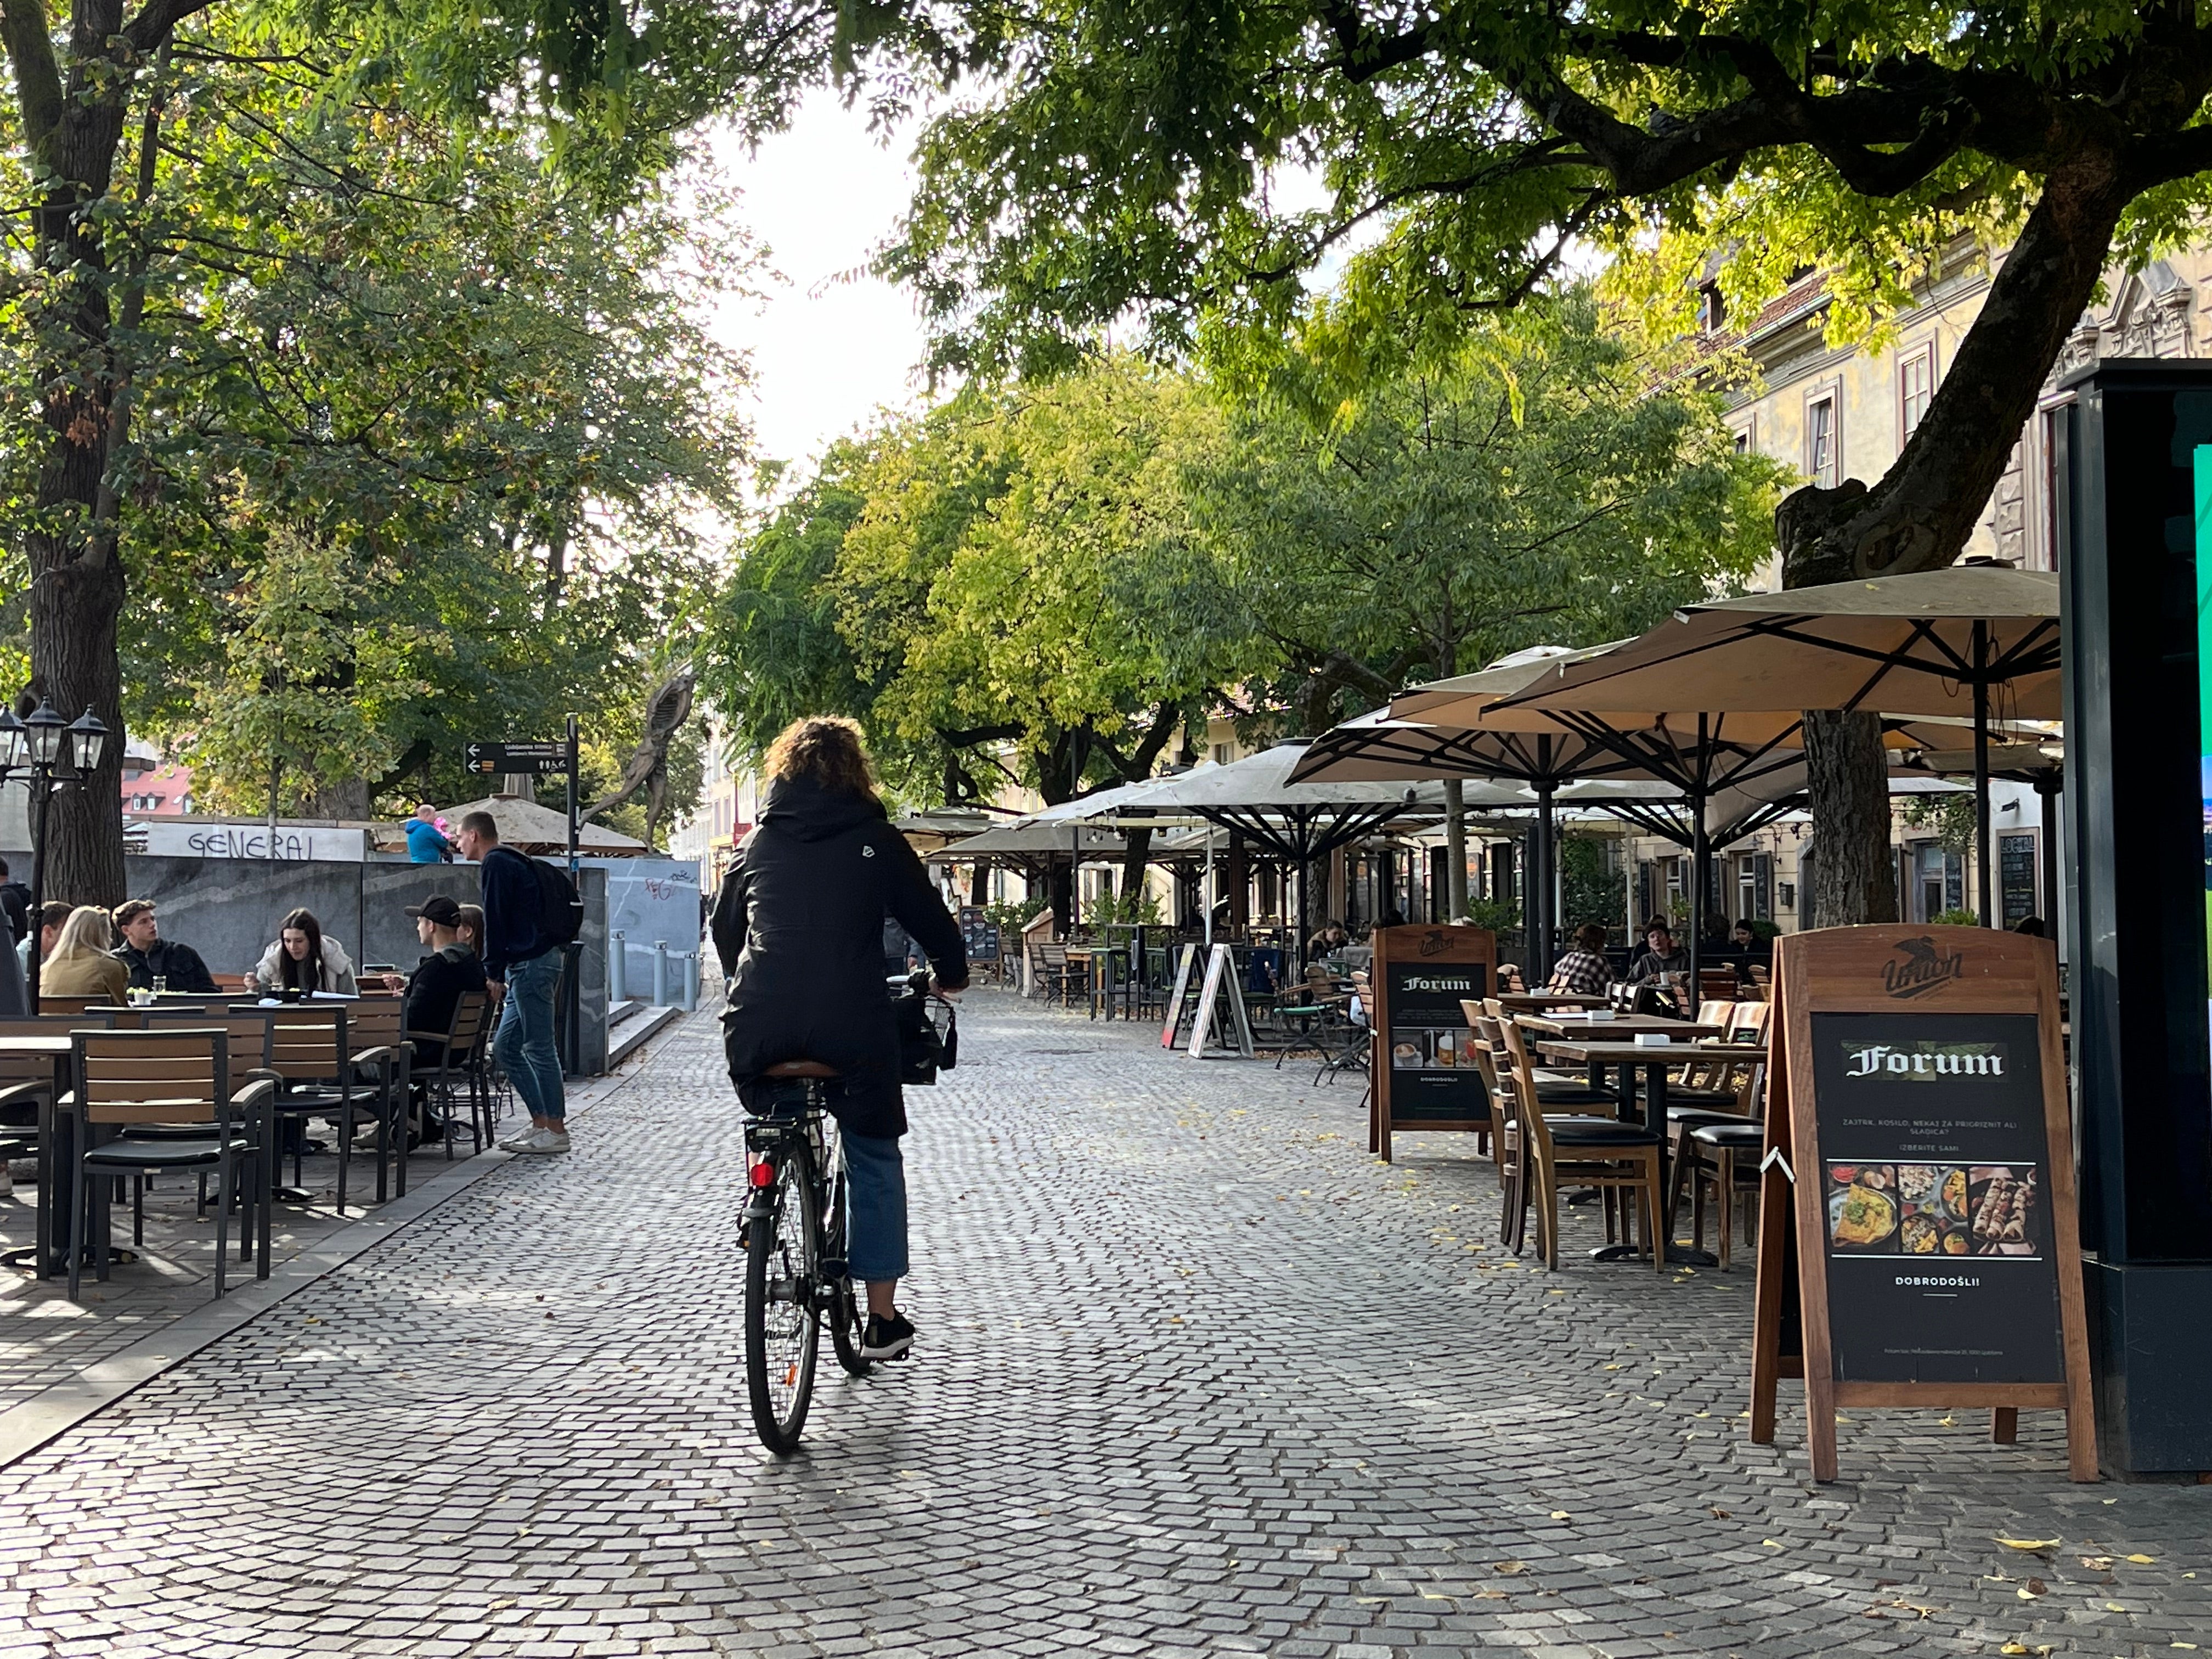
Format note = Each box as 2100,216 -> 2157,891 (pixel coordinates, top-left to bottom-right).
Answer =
0,989 -> 2200,1658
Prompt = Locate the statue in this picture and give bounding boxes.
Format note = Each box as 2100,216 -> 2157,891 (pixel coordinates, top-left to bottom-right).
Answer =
582,667 -> 695,847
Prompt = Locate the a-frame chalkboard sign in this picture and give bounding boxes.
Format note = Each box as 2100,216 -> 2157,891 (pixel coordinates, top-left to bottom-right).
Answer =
1750,925 -> 2096,1482
1368,925 -> 1498,1163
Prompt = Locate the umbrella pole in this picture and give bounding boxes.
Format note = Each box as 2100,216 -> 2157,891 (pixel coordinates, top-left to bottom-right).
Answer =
2036,769 -> 2061,943
1689,800 -> 1709,999
1534,782 -> 1557,986
1203,833 -> 1215,948
1973,619 -> 1994,927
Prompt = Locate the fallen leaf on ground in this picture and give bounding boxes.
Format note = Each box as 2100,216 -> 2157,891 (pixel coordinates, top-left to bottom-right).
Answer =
1493,1561 -> 1525,1575
2023,1577 -> 2049,1595
1709,1508 -> 1731,1519
1762,1539 -> 1783,1549
1549,1510 -> 1571,1520
2125,1553 -> 2157,1564
1997,1538 -> 2062,1551
2081,1556 -> 2113,1570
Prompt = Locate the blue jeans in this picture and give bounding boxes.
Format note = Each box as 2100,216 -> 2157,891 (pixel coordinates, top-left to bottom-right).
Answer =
496,952 -> 566,1121
841,1131 -> 907,1284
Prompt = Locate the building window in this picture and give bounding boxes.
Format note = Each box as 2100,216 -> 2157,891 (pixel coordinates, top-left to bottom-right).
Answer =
1696,284 -> 1726,334
1807,394 -> 1839,487
1899,342 -> 1936,439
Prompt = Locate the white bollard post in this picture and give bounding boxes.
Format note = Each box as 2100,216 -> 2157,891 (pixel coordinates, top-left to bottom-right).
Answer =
608,930 -> 627,1003
651,939 -> 670,1006
679,952 -> 699,1012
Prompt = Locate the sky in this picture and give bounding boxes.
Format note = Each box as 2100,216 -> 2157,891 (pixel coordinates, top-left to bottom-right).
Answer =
704,93 -> 933,483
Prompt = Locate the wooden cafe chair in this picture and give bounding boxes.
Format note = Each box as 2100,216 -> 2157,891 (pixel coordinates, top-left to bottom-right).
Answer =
65,1028 -> 272,1301
1494,1013 -> 1665,1272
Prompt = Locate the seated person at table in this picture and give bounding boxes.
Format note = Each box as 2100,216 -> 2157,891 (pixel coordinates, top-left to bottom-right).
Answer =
380,894 -> 488,1064
1376,906 -> 1407,930
1626,922 -> 1689,985
247,907 -> 360,997
111,899 -> 221,994
453,903 -> 484,961
15,900 -> 67,978
1545,923 -> 1615,995
1306,921 -> 1349,958
44,905 -> 129,1004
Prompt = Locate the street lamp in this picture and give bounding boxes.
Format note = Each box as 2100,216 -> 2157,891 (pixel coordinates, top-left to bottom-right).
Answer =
0,699 -> 109,1006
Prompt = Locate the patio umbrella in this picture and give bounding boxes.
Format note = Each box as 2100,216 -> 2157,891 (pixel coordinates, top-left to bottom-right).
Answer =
1106,741 -> 1522,959
1490,564 -> 2060,925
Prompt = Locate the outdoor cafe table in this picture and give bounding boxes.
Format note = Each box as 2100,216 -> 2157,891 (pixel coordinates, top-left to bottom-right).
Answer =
1493,992 -> 1613,1013
1534,1036 -> 1768,1267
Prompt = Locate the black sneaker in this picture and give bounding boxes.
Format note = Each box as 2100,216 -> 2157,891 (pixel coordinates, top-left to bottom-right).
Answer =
861,1312 -> 915,1361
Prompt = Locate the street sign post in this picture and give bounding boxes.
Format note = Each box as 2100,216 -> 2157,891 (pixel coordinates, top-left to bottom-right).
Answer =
463,741 -> 570,777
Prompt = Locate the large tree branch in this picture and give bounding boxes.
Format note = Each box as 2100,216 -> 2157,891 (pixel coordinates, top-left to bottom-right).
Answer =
0,0 -> 64,150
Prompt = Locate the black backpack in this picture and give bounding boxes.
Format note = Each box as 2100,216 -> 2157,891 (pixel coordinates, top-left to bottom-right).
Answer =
526,856 -> 584,949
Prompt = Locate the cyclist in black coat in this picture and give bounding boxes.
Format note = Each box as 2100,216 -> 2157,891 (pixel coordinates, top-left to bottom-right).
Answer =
711,716 -> 967,1360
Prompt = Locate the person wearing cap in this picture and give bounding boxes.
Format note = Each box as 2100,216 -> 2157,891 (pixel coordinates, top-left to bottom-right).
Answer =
110,900 -> 220,994
381,894 -> 487,1069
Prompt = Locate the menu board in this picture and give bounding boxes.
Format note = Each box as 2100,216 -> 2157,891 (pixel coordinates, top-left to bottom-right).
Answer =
957,906 -> 1001,964
1370,926 -> 1497,1160
1749,926 -> 2095,1482
1809,1011 -> 2059,1384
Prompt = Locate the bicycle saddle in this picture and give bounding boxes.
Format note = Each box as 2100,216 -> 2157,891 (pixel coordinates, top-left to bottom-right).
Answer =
765,1059 -> 840,1079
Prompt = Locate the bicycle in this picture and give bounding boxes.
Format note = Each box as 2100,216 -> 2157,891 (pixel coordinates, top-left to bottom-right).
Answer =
742,1059 -> 871,1455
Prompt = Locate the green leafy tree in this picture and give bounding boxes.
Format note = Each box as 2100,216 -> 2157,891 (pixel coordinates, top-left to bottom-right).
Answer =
767,0 -> 2212,924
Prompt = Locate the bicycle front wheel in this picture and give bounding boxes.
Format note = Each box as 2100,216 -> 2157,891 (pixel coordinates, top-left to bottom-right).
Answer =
744,1151 -> 821,1454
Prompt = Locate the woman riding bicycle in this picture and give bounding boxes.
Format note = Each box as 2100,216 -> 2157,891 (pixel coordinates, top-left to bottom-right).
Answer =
711,716 -> 968,1361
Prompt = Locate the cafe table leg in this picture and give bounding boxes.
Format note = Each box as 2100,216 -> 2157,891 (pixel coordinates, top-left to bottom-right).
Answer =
1648,1067 -> 1717,1268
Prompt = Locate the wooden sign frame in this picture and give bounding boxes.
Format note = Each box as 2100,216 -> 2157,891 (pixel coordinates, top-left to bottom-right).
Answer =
1188,943 -> 1256,1060
1159,943 -> 1200,1049
1368,925 -> 1498,1163
1750,924 -> 2096,1482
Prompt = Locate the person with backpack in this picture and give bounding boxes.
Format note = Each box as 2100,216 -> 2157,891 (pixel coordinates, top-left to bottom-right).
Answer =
454,809 -> 578,1154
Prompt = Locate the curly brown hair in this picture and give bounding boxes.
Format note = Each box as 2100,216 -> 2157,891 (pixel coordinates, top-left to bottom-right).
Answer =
763,716 -> 877,800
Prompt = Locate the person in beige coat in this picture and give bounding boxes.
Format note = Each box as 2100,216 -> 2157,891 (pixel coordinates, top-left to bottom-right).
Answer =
40,906 -> 128,1005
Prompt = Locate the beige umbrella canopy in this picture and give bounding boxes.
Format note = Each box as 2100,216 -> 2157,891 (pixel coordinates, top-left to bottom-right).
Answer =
1490,566 -> 2061,925
433,793 -> 648,855
1488,565 -> 2059,721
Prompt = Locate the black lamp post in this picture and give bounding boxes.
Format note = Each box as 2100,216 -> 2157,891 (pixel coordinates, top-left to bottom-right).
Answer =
2,699 -> 109,1006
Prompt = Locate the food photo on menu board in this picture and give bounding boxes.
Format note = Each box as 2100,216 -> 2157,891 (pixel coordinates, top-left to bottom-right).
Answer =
1806,1008 -> 2063,1385
1390,1028 -> 1477,1070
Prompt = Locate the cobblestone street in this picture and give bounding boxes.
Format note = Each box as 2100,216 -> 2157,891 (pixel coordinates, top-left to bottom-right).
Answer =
0,988 -> 2203,1658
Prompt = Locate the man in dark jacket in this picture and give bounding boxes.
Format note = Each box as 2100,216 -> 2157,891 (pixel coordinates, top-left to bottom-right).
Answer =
380,894 -> 488,1067
111,900 -> 221,994
712,717 -> 967,1362
0,860 -> 28,944
454,810 -> 568,1155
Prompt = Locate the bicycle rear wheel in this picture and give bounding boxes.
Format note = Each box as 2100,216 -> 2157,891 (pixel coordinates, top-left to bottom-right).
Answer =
744,1150 -> 821,1453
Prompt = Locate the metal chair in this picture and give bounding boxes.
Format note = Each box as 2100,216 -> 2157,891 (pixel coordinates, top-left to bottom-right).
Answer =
256,1005 -> 354,1193
66,1028 -> 272,1300
409,991 -> 492,1158
339,997 -> 410,1208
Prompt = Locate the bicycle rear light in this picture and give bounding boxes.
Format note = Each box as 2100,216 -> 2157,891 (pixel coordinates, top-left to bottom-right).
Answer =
748,1160 -> 775,1188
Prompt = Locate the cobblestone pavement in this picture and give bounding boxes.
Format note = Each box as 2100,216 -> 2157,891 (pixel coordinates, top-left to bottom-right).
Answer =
0,1072 -> 567,1413
0,989 -> 2204,1659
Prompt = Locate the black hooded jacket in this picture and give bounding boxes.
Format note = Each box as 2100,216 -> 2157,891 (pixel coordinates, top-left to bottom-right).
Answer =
712,775 -> 967,1138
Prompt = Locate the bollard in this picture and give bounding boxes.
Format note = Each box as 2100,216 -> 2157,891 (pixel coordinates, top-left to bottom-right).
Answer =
679,952 -> 699,1012
607,930 -> 627,1003
651,939 -> 670,1006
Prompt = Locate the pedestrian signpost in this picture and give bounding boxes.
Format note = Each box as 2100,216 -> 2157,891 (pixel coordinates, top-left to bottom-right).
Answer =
462,740 -> 570,776
463,719 -> 584,1074
1750,924 -> 2095,1482
1368,924 -> 1497,1162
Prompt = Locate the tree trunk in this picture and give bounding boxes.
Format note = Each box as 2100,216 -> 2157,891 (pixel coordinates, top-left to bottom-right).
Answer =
1773,159 -> 2130,927
1442,777 -> 1468,920
1119,824 -> 1152,916
1798,709 -> 1899,927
